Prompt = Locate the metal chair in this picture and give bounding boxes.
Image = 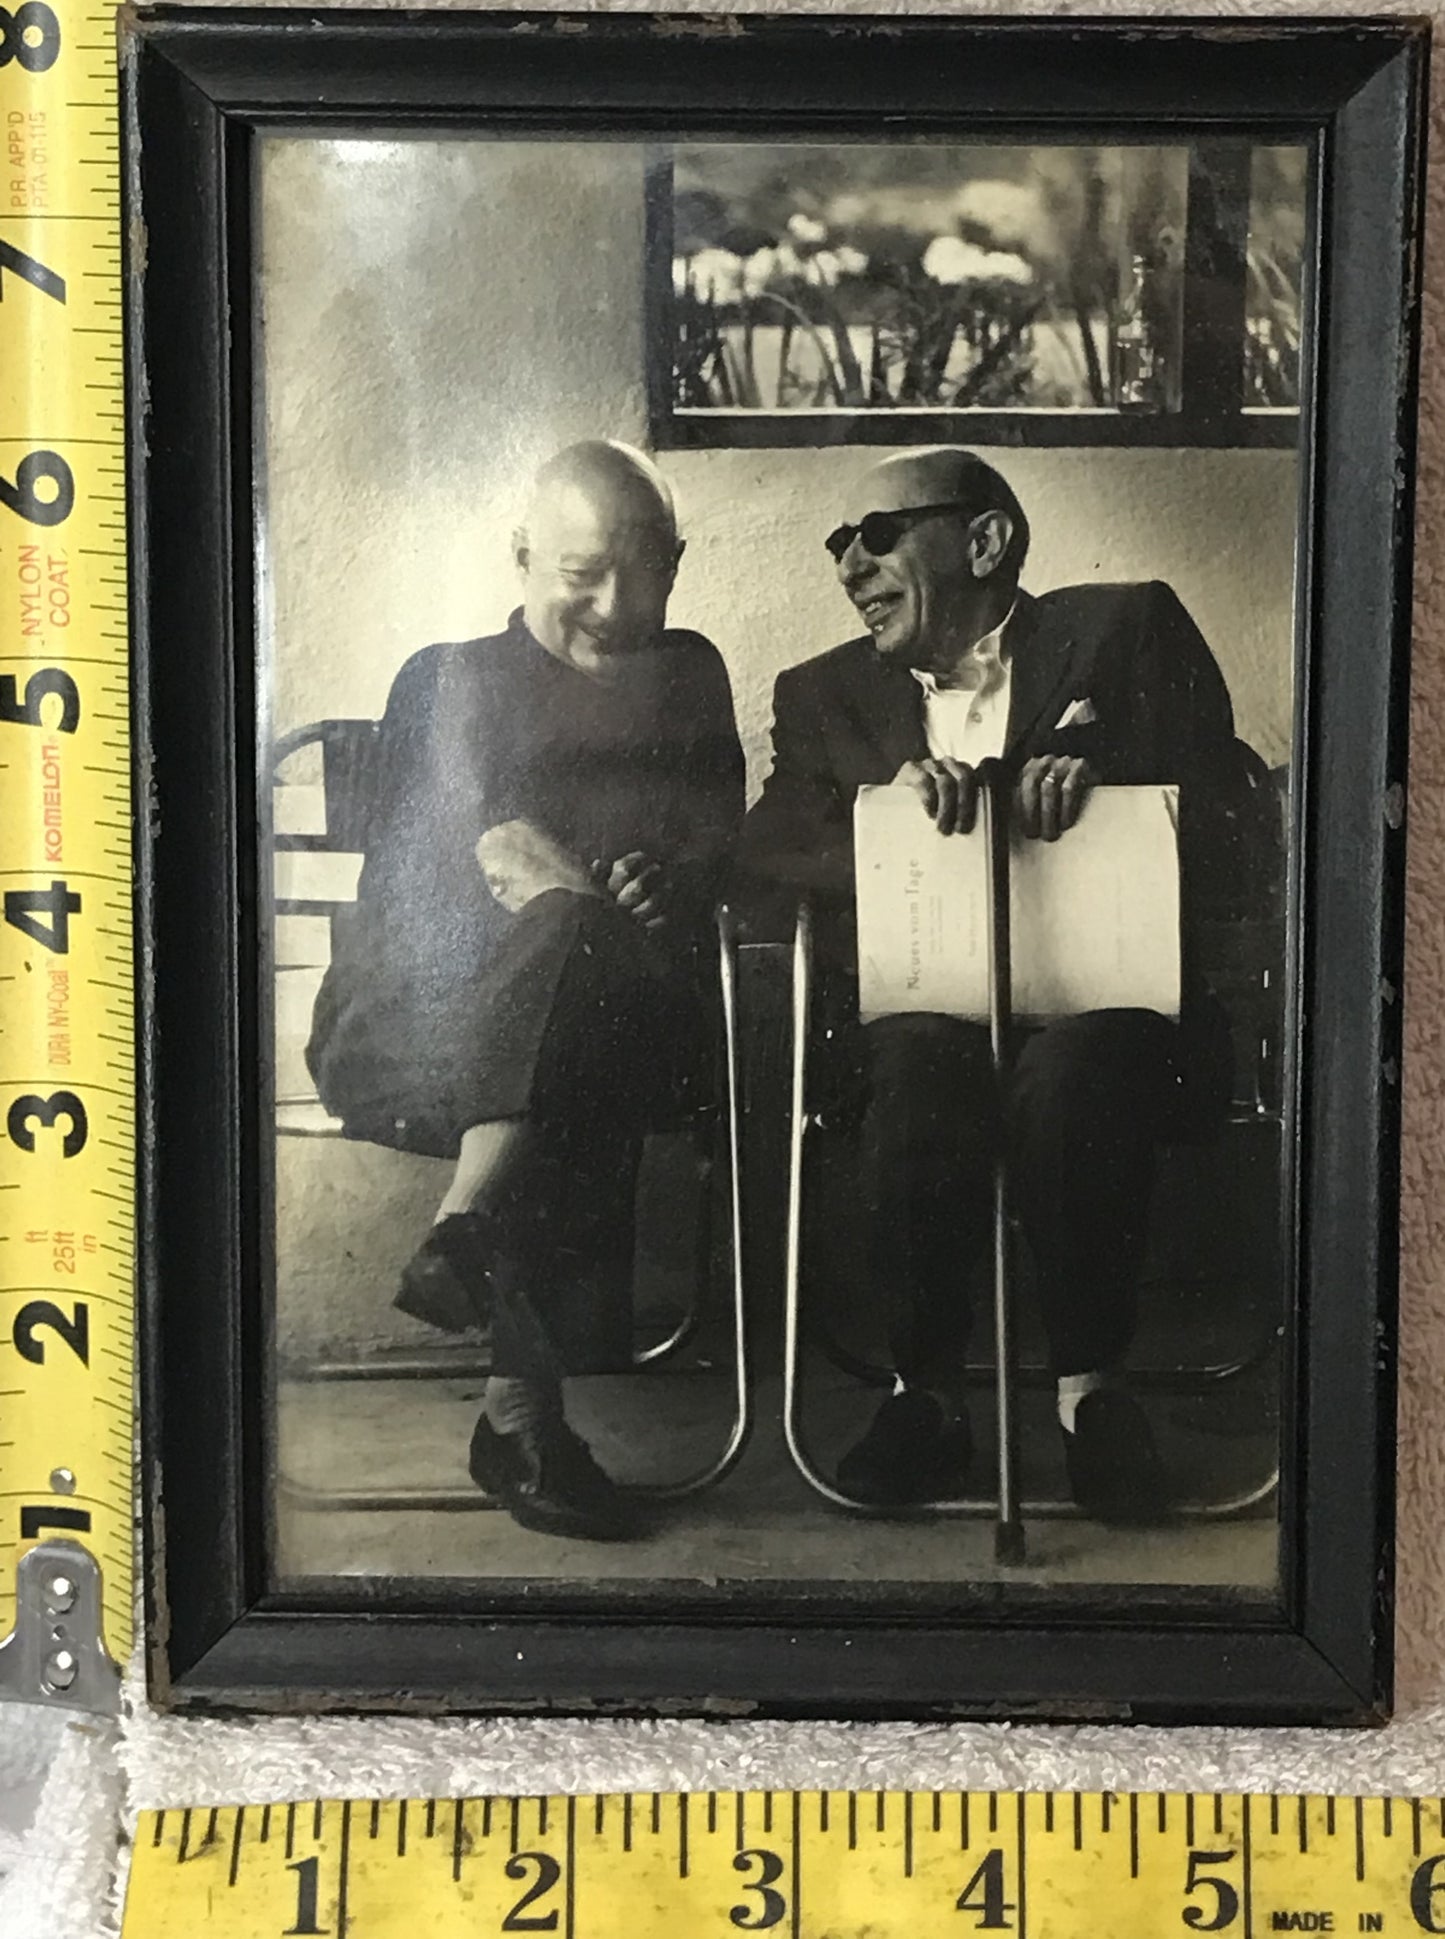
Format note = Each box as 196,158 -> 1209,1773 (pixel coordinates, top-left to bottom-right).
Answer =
780,761 -> 1286,1559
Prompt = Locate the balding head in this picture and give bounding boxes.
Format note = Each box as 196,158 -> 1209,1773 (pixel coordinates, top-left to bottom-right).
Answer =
515,440 -> 683,675
842,450 -> 1030,580
832,448 -> 1029,673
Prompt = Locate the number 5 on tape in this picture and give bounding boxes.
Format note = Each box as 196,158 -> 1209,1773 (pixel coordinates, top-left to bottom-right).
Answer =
116,1793 -> 1445,1939
0,0 -> 134,1709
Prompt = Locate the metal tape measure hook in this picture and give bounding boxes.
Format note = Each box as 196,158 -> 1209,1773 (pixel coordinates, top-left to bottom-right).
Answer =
0,1537 -> 120,1713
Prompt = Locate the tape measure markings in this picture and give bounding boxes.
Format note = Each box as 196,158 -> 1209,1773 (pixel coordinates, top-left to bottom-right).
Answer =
118,1791 -> 1445,1939
0,0 -> 134,1701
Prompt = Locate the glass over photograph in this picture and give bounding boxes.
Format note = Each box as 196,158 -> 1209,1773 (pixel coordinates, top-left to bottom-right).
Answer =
257,133 -> 1305,1604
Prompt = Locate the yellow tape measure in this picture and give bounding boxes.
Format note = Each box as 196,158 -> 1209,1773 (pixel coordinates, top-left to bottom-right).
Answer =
0,0 -> 131,1709
123,1791 -> 1445,1939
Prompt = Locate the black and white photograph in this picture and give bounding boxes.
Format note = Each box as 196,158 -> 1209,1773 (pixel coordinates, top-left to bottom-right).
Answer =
656,142 -> 1304,428
260,128 -> 1303,1604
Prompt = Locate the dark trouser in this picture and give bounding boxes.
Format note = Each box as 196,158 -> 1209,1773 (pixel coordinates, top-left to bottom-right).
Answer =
483,1119 -> 643,1383
859,1008 -> 1192,1385
314,888 -> 715,1380
447,891 -> 712,1382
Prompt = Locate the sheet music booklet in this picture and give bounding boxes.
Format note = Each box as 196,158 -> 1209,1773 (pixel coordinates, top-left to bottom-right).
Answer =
854,782 -> 1181,1025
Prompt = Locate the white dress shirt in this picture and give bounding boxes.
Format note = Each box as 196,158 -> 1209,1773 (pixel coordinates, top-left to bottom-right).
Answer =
910,608 -> 1014,769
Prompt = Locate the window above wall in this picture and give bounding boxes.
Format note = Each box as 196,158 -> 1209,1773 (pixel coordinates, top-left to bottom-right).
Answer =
645,140 -> 1308,451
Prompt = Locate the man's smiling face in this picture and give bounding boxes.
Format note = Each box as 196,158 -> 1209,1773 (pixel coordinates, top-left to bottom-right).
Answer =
834,456 -> 988,671
518,477 -> 679,677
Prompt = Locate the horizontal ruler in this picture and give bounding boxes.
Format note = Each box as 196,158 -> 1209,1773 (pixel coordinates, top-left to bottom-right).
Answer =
0,0 -> 133,1712
122,1792 -> 1445,1938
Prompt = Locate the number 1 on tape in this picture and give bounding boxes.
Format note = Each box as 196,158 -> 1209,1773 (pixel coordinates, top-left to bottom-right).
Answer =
0,0 -> 133,1710
118,1793 -> 1445,1939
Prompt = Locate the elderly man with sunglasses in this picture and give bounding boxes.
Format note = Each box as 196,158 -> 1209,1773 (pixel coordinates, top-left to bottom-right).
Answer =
740,447 -> 1252,1524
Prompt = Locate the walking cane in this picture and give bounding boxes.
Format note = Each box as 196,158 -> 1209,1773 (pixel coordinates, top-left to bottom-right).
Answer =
976,758 -> 1025,1565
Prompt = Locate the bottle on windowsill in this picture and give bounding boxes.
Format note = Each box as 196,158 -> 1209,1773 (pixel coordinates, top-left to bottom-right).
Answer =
1113,251 -> 1164,412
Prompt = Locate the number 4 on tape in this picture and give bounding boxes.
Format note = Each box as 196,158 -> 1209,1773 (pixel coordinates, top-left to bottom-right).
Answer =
116,1792 -> 1445,1939
0,0 -> 133,1706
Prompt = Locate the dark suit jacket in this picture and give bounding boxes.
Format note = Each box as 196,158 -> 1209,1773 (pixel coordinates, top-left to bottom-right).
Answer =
738,581 -> 1275,1013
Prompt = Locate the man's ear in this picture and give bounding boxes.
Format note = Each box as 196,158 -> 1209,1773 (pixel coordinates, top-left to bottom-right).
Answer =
968,510 -> 1013,581
512,526 -> 530,575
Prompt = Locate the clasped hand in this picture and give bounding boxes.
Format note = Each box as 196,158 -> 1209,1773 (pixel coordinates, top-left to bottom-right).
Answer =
476,821 -> 672,929
893,753 -> 1097,841
592,850 -> 671,930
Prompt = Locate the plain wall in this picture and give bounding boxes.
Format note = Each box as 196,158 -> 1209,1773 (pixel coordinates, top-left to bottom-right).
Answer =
258,135 -> 1300,1352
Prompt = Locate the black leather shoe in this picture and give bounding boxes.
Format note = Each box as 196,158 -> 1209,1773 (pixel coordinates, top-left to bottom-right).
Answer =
835,1391 -> 973,1507
395,1213 -> 495,1333
468,1413 -> 646,1541
1062,1388 -> 1170,1526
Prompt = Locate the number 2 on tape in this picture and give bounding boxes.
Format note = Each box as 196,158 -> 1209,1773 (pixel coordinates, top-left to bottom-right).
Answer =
1,154 -> 96,1564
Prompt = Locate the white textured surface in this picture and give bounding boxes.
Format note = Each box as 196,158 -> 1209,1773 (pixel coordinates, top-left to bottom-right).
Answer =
5,2 -> 1444,1936
0,1708 -> 122,1939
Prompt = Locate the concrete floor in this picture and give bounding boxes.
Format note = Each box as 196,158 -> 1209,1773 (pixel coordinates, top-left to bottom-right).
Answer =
271,1355 -> 1280,1595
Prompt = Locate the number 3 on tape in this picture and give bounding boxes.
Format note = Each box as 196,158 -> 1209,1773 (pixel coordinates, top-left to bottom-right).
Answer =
117,1794 -> 1445,1939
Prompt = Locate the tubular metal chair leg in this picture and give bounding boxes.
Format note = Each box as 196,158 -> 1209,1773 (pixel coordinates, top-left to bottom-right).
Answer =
781,890 -> 1040,1528
278,906 -> 753,1513
635,904 -> 753,1500
781,903 -> 854,1507
781,903 -> 976,1514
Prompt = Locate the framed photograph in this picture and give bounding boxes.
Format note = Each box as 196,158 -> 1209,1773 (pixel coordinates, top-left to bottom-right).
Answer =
128,11 -> 1424,1721
646,139 -> 1303,447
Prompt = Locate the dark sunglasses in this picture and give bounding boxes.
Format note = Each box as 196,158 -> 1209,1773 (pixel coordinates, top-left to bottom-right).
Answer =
824,500 -> 970,564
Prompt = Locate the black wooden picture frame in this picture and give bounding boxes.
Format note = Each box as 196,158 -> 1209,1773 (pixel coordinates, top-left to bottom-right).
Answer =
127,10 -> 1425,1722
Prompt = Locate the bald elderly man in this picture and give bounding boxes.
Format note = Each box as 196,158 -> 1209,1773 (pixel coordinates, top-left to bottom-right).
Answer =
308,441 -> 744,1541
741,448 -> 1254,1524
